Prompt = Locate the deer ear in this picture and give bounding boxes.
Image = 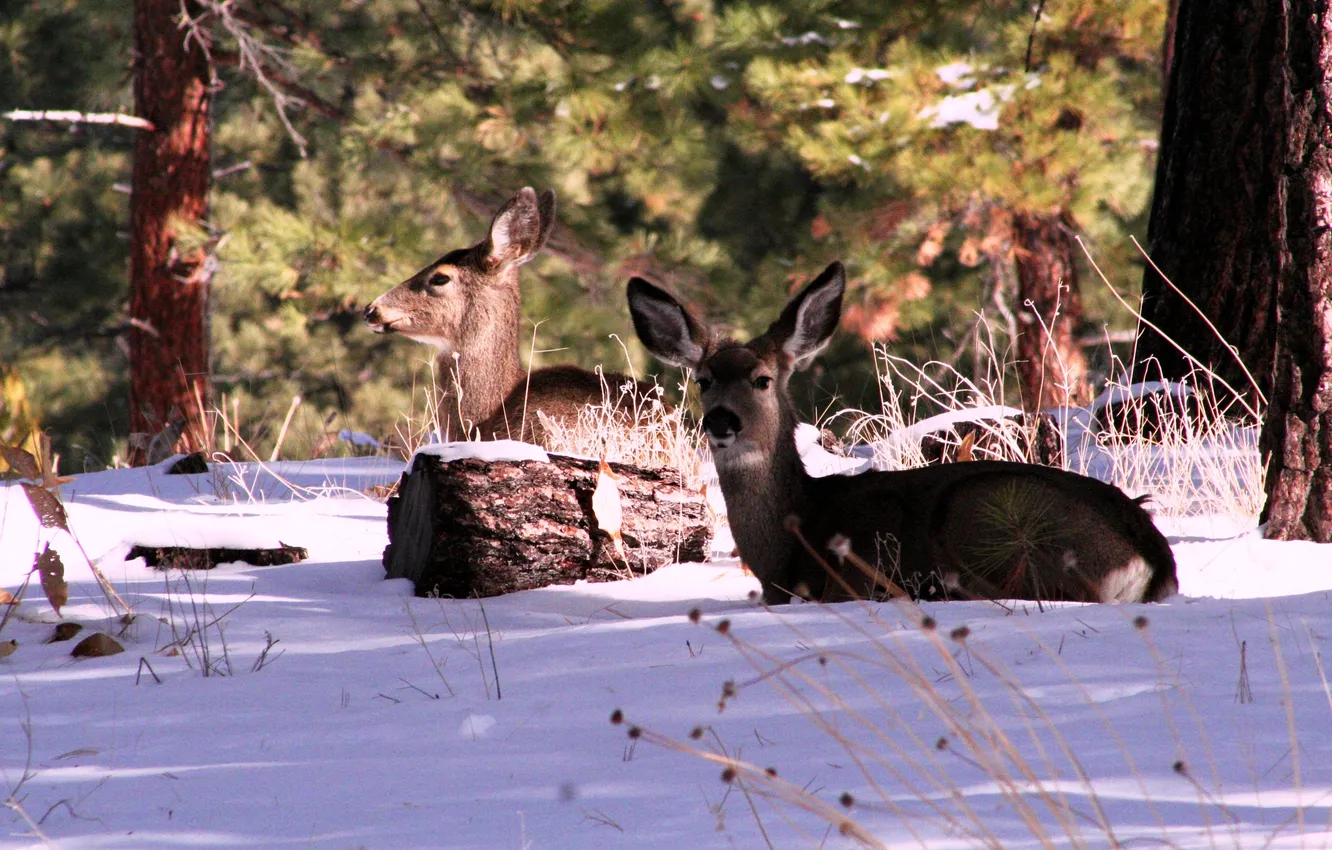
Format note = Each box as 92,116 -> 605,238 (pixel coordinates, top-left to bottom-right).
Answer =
484,187 -> 552,269
765,262 -> 845,371
626,277 -> 711,370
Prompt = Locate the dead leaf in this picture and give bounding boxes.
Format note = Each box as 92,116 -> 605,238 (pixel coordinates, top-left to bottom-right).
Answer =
916,221 -> 950,267
810,214 -> 833,240
899,270 -> 932,301
592,459 -> 627,565
0,445 -> 40,480
34,544 -> 67,615
0,589 -> 15,606
71,633 -> 124,658
958,236 -> 983,267
0,640 -> 16,660
35,434 -> 74,491
46,622 -> 83,643
22,483 -> 69,531
957,431 -> 976,462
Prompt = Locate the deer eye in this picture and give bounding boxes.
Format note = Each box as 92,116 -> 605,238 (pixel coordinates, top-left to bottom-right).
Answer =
752,376 -> 773,390
427,272 -> 451,289
696,377 -> 714,393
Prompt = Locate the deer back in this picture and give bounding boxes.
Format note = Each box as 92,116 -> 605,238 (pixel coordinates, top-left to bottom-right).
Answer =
795,460 -> 1177,604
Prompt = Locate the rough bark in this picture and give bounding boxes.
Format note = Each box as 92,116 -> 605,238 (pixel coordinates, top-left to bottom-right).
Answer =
128,0 -> 213,465
1260,6 -> 1332,540
1133,0 -> 1283,403
1013,211 -> 1089,411
384,454 -> 711,598
1139,0 -> 1332,540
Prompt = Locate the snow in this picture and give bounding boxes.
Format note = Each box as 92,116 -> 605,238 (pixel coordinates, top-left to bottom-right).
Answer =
844,68 -> 895,85
922,87 -> 1010,131
936,61 -> 978,89
415,440 -> 551,465
922,65 -> 1041,131
2,440 -> 1332,848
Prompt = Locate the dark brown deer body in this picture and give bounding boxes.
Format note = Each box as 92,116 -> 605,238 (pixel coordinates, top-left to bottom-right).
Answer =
627,263 -> 1178,605
364,188 -> 644,445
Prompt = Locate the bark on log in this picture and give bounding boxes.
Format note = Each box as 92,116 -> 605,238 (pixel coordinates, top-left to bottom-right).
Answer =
384,453 -> 711,598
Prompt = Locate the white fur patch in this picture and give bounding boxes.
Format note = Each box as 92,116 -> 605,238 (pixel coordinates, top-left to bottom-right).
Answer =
409,335 -> 454,352
1100,556 -> 1152,603
713,446 -> 766,471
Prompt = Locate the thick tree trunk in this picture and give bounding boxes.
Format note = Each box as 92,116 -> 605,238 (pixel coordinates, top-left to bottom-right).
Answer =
1141,0 -> 1332,540
1012,211 -> 1088,412
1260,9 -> 1332,540
384,453 -> 711,598
1132,0 -> 1282,403
1161,0 -> 1181,89
128,0 -> 213,466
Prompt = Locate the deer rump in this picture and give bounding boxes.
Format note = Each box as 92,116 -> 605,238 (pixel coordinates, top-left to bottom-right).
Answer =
786,459 -> 1177,605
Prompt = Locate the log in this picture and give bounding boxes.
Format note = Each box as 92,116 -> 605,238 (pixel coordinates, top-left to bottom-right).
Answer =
127,545 -> 308,569
384,452 -> 711,598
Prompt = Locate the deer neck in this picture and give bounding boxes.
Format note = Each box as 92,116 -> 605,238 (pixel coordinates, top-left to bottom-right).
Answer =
434,279 -> 524,441
713,405 -> 810,597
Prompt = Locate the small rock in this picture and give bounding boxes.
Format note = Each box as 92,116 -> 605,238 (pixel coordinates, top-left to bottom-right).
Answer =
46,622 -> 83,643
71,633 -> 124,658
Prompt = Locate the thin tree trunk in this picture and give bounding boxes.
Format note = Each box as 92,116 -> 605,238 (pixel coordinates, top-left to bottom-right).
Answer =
1012,210 -> 1088,412
128,0 -> 213,465
1260,7 -> 1332,541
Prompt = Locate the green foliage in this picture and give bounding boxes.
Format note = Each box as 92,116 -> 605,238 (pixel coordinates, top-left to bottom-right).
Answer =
0,0 -> 1165,467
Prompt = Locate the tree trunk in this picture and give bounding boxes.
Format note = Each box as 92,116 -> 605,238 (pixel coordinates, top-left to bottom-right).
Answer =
1141,0 -> 1332,541
1260,9 -> 1332,540
1012,210 -> 1088,412
384,453 -> 712,598
128,0 -> 213,466
1132,0 -> 1282,404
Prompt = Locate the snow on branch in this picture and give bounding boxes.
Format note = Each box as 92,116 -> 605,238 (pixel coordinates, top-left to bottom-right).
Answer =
3,110 -> 156,131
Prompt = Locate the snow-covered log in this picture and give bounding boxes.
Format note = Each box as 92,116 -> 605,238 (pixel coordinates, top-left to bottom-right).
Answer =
383,447 -> 711,598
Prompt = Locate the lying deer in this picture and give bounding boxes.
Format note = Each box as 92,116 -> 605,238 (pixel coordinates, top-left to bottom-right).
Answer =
364,187 -> 651,446
627,262 -> 1178,605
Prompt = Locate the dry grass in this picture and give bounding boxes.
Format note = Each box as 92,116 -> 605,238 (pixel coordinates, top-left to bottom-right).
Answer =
828,323 -> 1262,522
614,601 -> 1327,849
538,369 -> 707,485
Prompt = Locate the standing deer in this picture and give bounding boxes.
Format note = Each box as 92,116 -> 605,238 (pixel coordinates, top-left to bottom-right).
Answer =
364,187 -> 648,446
627,262 -> 1178,605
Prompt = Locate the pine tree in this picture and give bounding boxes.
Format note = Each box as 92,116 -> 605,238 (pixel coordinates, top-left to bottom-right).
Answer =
1,0 -> 1168,464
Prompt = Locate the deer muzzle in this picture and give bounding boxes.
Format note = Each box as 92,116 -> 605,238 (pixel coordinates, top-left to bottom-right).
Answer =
363,302 -> 409,333
702,407 -> 742,448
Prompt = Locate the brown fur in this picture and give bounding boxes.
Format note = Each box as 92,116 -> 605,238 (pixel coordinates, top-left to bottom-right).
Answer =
627,262 -> 1178,606
364,188 -> 648,446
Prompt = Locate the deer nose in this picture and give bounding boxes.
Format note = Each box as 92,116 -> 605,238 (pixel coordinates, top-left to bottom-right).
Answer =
702,408 -> 742,442
363,303 -> 382,325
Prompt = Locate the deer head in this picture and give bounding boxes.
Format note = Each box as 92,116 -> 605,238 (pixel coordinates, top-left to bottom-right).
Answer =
364,187 -> 556,355
363,187 -> 557,438
627,262 -> 845,470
